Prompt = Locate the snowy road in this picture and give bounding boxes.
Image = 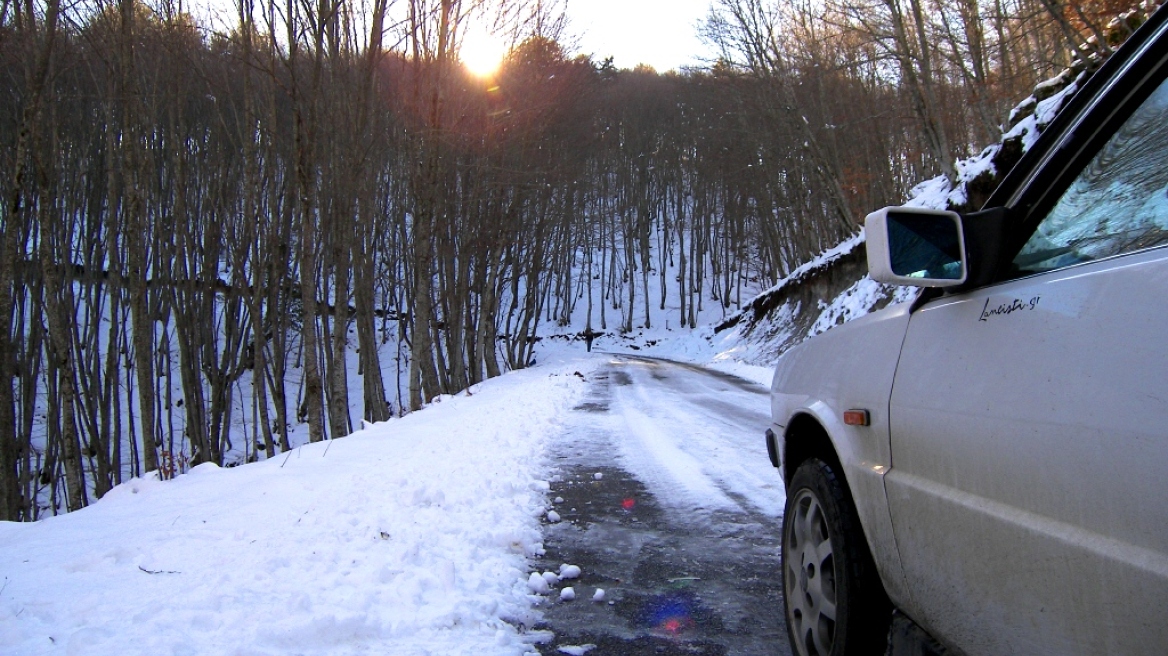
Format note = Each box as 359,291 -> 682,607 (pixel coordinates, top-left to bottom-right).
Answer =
533,355 -> 793,655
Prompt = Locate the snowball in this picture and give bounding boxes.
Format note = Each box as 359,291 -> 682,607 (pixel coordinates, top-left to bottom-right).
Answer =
554,497 -> 565,504
558,645 -> 596,656
546,510 -> 561,523
593,473 -> 603,480
528,572 -> 550,594
558,564 -> 581,580
542,571 -> 559,586
592,588 -> 605,602
560,586 -> 576,601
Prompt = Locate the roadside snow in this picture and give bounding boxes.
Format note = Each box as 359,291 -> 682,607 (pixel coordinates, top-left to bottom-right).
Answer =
807,276 -> 917,340
0,355 -> 604,656
1005,76 -> 1083,152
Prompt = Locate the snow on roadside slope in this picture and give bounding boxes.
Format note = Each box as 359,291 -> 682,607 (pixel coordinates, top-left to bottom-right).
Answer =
0,355 -> 603,656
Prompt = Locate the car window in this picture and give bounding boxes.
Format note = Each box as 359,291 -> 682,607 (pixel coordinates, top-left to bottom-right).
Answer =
1013,74 -> 1168,274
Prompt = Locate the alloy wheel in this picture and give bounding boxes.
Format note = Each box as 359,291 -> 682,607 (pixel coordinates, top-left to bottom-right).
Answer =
785,487 -> 838,656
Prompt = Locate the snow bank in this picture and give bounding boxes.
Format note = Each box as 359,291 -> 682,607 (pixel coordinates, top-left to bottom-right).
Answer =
0,356 -> 603,656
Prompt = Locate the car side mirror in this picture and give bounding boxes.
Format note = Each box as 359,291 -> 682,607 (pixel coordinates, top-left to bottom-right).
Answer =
865,207 -> 968,287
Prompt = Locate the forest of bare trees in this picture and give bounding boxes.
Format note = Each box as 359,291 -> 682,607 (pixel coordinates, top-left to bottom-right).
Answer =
0,0 -> 1147,520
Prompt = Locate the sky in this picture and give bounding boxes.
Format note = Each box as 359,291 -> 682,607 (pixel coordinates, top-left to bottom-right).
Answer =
562,0 -> 716,72
459,0 -> 717,76
192,0 -> 716,75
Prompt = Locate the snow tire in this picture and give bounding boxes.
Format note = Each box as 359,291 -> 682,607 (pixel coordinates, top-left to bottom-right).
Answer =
782,457 -> 891,656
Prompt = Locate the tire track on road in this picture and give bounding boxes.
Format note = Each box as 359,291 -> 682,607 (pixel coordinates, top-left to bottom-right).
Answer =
532,357 -> 792,655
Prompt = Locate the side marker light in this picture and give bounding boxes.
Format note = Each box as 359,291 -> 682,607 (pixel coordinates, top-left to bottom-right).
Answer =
844,409 -> 871,427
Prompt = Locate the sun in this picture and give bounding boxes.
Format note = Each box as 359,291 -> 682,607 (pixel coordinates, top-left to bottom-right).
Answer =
460,26 -> 508,77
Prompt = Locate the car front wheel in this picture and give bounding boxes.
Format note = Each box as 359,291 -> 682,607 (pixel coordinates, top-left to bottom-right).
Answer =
782,457 -> 890,656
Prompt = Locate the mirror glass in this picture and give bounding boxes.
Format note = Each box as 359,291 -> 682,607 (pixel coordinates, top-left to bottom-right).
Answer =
887,212 -> 964,280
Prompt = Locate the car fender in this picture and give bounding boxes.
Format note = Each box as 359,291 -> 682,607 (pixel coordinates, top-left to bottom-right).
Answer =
770,300 -> 915,610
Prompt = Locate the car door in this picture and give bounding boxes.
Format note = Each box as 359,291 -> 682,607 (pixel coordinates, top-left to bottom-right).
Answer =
882,59 -> 1168,654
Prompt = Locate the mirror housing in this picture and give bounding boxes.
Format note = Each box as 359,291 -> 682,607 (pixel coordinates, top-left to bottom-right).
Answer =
865,207 -> 968,287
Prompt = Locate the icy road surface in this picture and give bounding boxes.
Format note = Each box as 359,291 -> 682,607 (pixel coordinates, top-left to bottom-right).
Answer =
534,355 -> 793,655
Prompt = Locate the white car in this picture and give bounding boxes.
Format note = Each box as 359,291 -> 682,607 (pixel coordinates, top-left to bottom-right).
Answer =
767,8 -> 1168,656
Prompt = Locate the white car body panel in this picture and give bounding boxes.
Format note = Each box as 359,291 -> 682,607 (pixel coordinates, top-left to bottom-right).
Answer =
770,301 -> 914,608
884,246 -> 1168,655
770,11 -> 1168,653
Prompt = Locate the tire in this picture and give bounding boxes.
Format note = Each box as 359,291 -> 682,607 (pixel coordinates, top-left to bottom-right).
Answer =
782,457 -> 891,656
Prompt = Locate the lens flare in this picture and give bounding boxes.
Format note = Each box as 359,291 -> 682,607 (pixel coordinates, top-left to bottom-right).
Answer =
641,592 -> 697,637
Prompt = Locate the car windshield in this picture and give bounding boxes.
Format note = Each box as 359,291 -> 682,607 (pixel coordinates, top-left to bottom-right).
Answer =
1014,73 -> 1168,274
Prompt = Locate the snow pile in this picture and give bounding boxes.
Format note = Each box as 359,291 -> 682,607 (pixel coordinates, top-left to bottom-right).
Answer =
0,356 -> 603,656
